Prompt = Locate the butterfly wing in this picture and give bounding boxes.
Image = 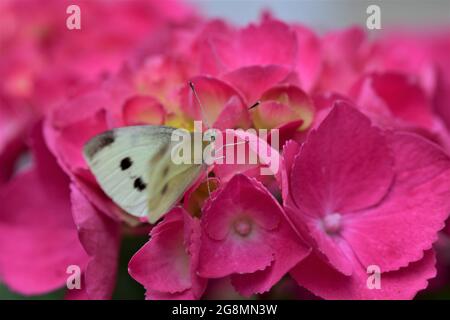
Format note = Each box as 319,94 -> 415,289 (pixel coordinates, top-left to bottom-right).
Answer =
83,125 -> 176,218
147,162 -> 205,224
145,132 -> 206,223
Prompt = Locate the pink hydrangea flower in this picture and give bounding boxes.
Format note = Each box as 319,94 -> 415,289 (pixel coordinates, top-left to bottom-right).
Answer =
198,174 -> 309,296
283,102 -> 450,299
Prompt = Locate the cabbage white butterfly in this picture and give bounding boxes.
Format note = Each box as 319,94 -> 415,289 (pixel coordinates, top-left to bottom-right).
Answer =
83,82 -> 258,224
83,125 -> 208,223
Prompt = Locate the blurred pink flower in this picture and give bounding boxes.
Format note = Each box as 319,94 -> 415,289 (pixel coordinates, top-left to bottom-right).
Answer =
0,124 -> 88,295
0,0 -> 197,183
69,184 -> 122,300
317,27 -> 370,94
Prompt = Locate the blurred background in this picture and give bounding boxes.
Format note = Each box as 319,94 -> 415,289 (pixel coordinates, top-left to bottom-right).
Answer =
192,0 -> 450,30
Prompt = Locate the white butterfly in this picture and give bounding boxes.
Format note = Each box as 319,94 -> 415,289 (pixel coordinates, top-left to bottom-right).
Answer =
83,82 -> 260,224
83,125 -> 211,224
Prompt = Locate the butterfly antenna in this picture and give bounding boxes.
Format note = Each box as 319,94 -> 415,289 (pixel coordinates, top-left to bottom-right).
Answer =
189,81 -> 213,196
248,101 -> 261,110
189,81 -> 211,129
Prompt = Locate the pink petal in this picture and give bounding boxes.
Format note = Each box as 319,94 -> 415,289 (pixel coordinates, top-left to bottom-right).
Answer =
253,85 -> 314,130
129,208 -> 206,299
0,126 -> 88,295
70,184 -> 121,300
313,92 -> 353,111
236,18 -> 298,69
213,95 -> 251,130
70,167 -> 125,222
231,217 -> 310,296
191,20 -> 236,75
122,95 -> 166,126
0,102 -> 31,183
45,104 -> 127,221
342,133 -> 450,272
202,175 -> 280,241
146,289 -> 196,300
222,65 -> 298,103
129,214 -> 192,293
44,108 -> 109,173
350,72 -> 434,129
196,18 -> 298,74
44,78 -> 133,174
198,175 -> 284,277
368,34 -> 436,98
291,250 -> 436,300
290,101 -> 394,215
213,129 -> 281,182
180,76 -> 246,128
433,35 -> 450,132
277,139 -> 301,204
288,102 -> 394,275
318,26 -> 368,94
293,24 -> 322,92
268,119 -> 304,151
65,285 -> 89,300
199,231 -> 275,278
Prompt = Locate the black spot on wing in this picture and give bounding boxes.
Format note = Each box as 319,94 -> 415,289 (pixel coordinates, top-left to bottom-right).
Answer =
162,165 -> 169,176
85,130 -> 115,159
134,177 -> 147,191
120,157 -> 132,170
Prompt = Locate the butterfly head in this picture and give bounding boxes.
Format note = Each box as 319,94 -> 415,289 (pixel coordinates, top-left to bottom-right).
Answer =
203,128 -> 218,142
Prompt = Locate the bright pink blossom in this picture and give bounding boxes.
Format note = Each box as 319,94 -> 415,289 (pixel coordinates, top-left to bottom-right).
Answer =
198,174 -> 309,296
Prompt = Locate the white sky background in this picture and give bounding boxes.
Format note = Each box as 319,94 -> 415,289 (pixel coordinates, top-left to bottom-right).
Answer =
190,0 -> 450,31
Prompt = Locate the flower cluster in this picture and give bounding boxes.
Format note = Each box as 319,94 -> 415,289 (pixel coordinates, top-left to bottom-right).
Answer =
1,1 -> 450,300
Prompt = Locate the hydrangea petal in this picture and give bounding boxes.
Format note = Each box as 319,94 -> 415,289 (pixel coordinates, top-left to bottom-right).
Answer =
351,72 -> 434,129
293,24 -> 322,92
180,76 -> 246,128
122,95 -> 166,126
291,250 -> 436,300
222,65 -> 298,103
342,133 -> 450,272
231,218 -> 310,296
278,139 -> 301,204
70,184 -> 121,300
288,102 -> 394,275
129,215 -> 192,293
290,102 -> 394,216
